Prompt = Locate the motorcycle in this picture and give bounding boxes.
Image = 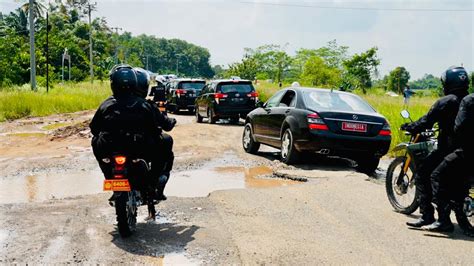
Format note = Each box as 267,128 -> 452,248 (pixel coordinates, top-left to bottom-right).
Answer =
102,154 -> 157,237
386,110 -> 474,236
385,110 -> 436,214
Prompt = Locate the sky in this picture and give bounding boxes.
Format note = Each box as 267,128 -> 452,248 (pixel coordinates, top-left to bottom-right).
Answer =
1,0 -> 473,79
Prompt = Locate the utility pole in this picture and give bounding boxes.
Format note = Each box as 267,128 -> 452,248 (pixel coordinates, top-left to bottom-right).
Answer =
29,0 -> 36,91
46,9 -> 50,93
88,1 -> 96,84
111,26 -> 122,64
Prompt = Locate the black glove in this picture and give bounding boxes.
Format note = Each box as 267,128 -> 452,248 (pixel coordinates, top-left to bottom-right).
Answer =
169,118 -> 177,127
400,123 -> 410,131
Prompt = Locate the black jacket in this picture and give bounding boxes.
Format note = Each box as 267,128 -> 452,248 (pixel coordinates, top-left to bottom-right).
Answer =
454,93 -> 474,154
406,90 -> 468,152
90,94 -> 175,158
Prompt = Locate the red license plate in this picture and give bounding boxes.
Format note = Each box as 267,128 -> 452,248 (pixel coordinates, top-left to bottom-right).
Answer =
342,122 -> 367,132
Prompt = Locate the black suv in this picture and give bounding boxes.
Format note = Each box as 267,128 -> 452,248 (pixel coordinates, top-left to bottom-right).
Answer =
195,79 -> 258,124
165,78 -> 206,113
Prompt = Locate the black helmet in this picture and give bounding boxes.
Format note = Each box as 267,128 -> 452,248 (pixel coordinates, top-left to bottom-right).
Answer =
133,67 -> 150,98
441,66 -> 470,95
109,64 -> 137,96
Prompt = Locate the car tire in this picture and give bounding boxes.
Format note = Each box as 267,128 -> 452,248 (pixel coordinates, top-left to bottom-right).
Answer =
195,108 -> 203,123
280,128 -> 300,164
356,157 -> 380,175
242,123 -> 260,154
207,108 -> 217,124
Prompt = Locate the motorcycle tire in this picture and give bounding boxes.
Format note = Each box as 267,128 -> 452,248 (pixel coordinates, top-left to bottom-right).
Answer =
115,192 -> 137,238
454,201 -> 474,237
386,156 -> 419,214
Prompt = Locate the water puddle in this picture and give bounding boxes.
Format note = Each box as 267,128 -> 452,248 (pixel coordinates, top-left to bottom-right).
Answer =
155,252 -> 199,265
0,170 -> 104,204
0,161 -> 296,204
165,165 -> 297,197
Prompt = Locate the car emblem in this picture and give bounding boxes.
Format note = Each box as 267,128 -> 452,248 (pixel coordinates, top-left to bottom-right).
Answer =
352,115 -> 358,120
236,93 -> 240,97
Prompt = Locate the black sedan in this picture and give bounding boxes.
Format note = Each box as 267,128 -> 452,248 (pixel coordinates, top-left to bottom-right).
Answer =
242,87 -> 391,174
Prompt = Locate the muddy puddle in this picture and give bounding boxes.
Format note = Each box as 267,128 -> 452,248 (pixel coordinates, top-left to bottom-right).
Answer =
165,165 -> 297,197
0,170 -> 104,204
0,161 -> 295,204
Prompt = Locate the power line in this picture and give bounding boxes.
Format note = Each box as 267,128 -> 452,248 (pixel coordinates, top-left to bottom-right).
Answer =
239,1 -> 474,12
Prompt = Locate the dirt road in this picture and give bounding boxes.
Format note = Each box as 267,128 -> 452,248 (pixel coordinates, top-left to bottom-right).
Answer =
0,112 -> 472,264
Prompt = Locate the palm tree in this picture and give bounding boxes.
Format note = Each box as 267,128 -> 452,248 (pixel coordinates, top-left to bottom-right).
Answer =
3,8 -> 29,36
17,0 -> 46,20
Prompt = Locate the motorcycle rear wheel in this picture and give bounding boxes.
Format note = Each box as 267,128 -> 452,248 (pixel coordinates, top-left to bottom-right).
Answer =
454,198 -> 474,237
115,192 -> 137,237
386,156 -> 419,214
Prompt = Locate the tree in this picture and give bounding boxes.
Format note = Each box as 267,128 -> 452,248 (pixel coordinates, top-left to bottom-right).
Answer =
300,56 -> 341,87
225,55 -> 259,80
387,66 -> 411,93
244,44 -> 292,83
342,47 -> 380,93
409,74 -> 442,90
315,39 -> 349,69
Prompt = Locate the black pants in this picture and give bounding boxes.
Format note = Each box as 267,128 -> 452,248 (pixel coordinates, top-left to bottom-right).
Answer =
415,149 -> 447,217
431,149 -> 470,206
150,133 -> 174,178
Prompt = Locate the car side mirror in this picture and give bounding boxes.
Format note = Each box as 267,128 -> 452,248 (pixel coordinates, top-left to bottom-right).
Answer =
400,110 -> 410,119
256,101 -> 264,108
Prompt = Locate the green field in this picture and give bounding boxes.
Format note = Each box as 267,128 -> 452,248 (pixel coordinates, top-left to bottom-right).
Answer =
0,82 -> 111,121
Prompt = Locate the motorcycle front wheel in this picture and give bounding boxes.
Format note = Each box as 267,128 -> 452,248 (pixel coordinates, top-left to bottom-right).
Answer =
115,192 -> 138,237
385,156 -> 419,214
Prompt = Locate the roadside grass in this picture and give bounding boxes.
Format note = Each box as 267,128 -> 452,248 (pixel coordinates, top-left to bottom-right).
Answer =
0,82 -> 110,122
255,81 -> 435,151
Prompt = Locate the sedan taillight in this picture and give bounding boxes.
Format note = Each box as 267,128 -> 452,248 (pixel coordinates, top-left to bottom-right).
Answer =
307,113 -> 328,131
379,121 -> 391,136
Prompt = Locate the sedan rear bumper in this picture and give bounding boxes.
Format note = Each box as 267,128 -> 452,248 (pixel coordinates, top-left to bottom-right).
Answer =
295,130 -> 391,158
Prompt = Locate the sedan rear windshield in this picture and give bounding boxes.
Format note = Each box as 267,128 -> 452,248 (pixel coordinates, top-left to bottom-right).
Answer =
303,90 -> 375,113
178,81 -> 205,90
218,82 -> 255,94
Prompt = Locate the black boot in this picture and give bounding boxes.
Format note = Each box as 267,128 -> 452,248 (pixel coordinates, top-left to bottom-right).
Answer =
155,174 -> 169,201
422,203 -> 454,232
406,214 -> 435,228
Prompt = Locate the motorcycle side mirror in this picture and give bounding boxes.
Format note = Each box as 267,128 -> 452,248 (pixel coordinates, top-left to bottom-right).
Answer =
401,110 -> 410,119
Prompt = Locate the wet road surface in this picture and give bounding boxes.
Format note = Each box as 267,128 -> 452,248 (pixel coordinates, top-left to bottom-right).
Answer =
0,112 -> 472,264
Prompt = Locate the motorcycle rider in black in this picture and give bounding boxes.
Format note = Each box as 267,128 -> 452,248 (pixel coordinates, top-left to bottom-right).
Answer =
90,65 -> 176,215
425,87 -> 473,232
133,67 -> 175,202
404,66 -> 469,228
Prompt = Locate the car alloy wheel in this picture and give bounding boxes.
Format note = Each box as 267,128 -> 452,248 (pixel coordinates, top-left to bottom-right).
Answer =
281,131 -> 291,159
243,125 -> 252,149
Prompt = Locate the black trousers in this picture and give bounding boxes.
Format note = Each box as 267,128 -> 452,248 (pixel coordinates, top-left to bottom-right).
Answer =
431,149 -> 470,206
150,132 -> 174,178
415,149 -> 447,217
